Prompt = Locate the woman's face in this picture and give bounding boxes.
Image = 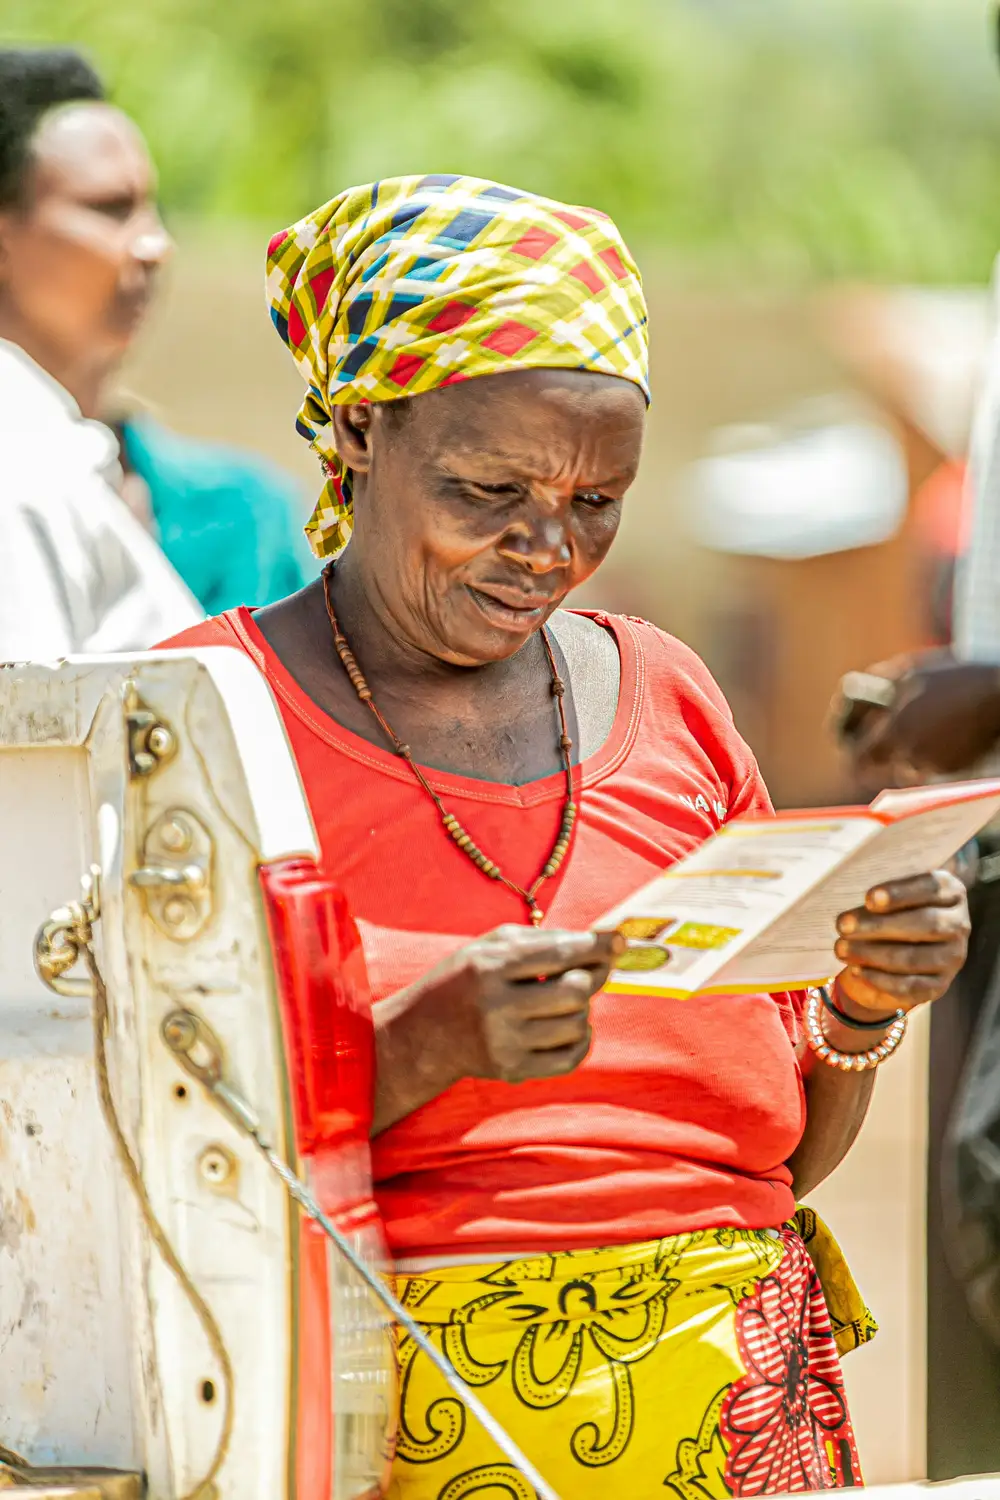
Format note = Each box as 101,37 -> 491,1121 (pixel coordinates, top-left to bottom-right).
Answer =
0,101 -> 170,377
335,368 -> 647,667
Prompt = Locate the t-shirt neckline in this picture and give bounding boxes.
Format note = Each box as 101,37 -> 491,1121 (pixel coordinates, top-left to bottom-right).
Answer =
225,605 -> 644,809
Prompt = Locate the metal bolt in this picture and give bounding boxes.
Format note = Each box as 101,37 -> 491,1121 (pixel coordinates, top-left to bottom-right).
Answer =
198,1145 -> 236,1190
163,895 -> 196,928
162,1011 -> 198,1052
159,816 -> 192,854
147,724 -> 175,760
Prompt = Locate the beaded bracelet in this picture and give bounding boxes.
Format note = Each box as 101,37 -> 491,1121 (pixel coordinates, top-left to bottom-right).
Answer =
805,987 -> 907,1072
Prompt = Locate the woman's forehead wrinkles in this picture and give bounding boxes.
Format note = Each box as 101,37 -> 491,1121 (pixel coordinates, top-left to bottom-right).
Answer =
439,439 -> 634,488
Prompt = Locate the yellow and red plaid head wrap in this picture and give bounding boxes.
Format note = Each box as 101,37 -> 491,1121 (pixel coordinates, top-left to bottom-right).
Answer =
266,174 -> 650,558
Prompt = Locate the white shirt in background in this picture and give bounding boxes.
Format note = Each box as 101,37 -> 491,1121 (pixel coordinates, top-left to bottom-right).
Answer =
0,339 -> 202,660
954,257 -> 1000,664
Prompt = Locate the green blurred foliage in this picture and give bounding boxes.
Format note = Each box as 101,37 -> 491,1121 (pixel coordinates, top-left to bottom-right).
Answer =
5,0 -> 1000,280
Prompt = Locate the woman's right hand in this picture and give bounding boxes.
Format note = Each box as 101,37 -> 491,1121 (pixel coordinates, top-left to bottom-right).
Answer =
431,924 -> 625,1083
372,925 -> 624,1133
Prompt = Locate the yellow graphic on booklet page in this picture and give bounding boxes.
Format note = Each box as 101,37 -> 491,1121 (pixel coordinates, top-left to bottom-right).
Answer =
669,923 -> 741,951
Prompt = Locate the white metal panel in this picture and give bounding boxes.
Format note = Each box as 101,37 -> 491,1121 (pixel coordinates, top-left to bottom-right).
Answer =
0,653 -> 323,1498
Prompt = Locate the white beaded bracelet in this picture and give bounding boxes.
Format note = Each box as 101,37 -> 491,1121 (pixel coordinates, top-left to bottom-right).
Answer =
804,986 -> 907,1072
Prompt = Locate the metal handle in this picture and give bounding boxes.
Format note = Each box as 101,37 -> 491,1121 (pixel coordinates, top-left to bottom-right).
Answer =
130,862 -> 206,893
33,871 -> 101,1000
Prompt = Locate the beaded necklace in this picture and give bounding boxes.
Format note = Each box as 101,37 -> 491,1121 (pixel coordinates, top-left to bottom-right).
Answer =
322,562 -> 577,926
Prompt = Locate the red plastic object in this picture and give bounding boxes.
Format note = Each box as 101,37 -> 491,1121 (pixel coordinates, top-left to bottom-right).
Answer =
259,856 -> 375,1160
258,857 -> 386,1498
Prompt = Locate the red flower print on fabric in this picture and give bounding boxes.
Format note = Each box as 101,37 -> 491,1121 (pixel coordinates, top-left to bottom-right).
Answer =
721,1232 -> 861,1495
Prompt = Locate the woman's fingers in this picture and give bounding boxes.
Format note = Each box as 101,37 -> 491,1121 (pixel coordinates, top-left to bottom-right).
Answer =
834,938 -> 963,976
860,869 -> 965,915
516,1036 -> 593,1080
837,873 -> 969,943
523,1012 -> 593,1052
840,968 -> 945,1007
510,968 -> 603,1019
838,907 -> 965,942
489,926 -> 624,982
456,927 -> 623,1084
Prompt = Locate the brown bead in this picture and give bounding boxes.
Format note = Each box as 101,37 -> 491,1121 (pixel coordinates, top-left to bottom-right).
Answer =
551,680 -> 566,697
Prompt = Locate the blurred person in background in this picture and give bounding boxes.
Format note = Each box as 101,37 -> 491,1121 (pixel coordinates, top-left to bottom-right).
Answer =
109,410 -> 314,617
0,47 -> 311,660
0,46 -> 199,655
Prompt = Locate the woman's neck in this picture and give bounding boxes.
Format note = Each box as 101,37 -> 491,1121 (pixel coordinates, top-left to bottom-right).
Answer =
254,571 -> 563,784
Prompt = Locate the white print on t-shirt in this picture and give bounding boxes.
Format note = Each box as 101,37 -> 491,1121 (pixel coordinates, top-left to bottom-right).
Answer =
678,792 -> 728,825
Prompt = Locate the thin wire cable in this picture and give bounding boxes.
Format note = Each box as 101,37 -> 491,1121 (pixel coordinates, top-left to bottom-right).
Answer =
160,1014 -> 563,1500
248,1128 -> 563,1500
78,927 -> 234,1500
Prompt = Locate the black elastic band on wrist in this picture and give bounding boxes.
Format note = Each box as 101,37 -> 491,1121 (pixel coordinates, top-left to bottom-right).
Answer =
820,985 -> 901,1032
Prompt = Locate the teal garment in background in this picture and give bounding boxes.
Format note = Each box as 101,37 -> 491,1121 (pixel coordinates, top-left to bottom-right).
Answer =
121,416 -> 316,615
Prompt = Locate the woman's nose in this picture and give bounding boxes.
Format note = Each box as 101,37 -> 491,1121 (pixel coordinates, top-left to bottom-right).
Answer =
499,516 -> 572,573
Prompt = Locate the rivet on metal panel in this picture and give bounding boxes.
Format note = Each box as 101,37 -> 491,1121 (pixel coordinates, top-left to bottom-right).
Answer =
162,894 -> 197,929
158,815 -> 193,854
198,1144 -> 237,1192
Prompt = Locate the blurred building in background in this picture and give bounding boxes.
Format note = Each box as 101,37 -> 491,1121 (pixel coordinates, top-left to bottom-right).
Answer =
10,0 -> 987,800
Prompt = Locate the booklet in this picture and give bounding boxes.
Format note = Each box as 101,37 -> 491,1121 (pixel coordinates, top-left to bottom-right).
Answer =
598,779 -> 1000,999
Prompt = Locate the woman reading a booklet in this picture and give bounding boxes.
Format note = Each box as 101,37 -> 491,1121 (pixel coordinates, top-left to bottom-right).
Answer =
164,177 -> 970,1499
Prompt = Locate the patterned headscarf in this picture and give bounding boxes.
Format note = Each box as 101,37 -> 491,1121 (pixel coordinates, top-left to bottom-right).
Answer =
266,175 -> 649,559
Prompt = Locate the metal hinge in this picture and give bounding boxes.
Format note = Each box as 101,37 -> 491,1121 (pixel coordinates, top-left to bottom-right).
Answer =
130,809 -> 214,941
123,682 -> 176,778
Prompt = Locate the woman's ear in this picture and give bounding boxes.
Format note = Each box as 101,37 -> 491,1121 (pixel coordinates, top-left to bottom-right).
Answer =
331,402 -> 374,473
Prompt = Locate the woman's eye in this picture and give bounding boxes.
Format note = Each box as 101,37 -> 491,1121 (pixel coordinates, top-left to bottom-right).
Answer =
470,481 -> 521,498
575,489 -> 615,508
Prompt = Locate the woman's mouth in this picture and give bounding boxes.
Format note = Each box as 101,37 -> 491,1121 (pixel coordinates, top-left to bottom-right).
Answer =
465,585 -> 553,631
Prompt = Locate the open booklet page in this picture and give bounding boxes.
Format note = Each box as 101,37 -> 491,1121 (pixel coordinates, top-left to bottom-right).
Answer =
599,781 -> 1000,999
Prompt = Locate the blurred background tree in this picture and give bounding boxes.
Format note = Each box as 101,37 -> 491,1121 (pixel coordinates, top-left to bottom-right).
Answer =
5,0 -> 999,280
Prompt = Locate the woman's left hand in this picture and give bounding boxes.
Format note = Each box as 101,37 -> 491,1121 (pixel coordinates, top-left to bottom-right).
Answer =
834,869 -> 971,1015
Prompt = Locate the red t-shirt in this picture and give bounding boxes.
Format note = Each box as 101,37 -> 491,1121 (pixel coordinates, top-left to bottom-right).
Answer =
162,609 -> 806,1259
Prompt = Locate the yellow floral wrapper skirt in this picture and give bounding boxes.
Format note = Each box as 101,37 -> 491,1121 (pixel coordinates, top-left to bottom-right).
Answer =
388,1213 -> 874,1500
